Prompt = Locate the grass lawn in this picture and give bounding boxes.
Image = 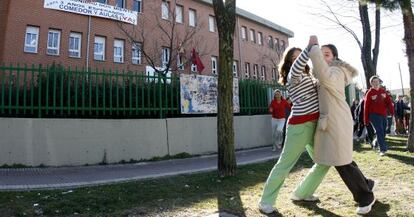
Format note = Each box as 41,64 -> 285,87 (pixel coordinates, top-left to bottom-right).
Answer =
0,136 -> 413,217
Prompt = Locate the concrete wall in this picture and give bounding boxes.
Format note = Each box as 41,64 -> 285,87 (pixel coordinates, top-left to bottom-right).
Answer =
0,118 -> 169,166
0,115 -> 272,166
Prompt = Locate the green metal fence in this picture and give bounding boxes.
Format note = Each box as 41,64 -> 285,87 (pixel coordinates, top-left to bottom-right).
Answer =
239,79 -> 285,115
0,63 -> 284,118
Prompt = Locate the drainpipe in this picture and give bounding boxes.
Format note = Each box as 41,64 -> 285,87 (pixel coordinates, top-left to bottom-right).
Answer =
86,15 -> 91,72
236,16 -> 243,79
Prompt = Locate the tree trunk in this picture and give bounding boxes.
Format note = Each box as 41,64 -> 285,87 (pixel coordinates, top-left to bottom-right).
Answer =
400,0 -> 414,152
212,0 -> 237,176
372,1 -> 381,70
359,2 -> 377,87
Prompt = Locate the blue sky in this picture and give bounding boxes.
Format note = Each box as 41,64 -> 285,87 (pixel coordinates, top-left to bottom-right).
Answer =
236,0 -> 409,91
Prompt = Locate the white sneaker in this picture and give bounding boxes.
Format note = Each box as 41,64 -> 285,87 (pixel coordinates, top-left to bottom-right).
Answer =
356,197 -> 376,214
379,152 -> 386,156
291,194 -> 319,202
258,202 -> 277,214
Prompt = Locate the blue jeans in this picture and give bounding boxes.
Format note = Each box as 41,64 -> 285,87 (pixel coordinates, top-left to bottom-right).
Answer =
369,113 -> 387,152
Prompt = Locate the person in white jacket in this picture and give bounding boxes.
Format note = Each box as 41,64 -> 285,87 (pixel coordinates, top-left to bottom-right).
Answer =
305,36 -> 376,215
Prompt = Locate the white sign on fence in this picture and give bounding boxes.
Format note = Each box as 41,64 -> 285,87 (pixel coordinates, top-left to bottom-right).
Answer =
44,0 -> 138,25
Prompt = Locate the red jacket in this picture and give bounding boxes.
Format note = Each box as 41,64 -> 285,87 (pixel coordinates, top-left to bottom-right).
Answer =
269,99 -> 291,119
363,88 -> 394,124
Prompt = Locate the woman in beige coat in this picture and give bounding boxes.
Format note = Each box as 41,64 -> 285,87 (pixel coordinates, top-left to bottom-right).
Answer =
305,36 -> 376,215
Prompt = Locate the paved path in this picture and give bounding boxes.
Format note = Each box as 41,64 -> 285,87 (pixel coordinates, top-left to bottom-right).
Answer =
0,147 -> 280,191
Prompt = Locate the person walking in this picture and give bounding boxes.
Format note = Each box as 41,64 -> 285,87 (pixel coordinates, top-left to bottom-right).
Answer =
305,38 -> 376,214
351,99 -> 359,135
355,96 -> 377,146
403,96 -> 411,133
258,47 -> 330,214
269,89 -> 291,151
364,76 -> 395,156
395,95 -> 409,135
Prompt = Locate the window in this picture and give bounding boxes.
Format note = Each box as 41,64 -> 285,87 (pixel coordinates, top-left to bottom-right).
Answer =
209,16 -> 215,32
244,62 -> 250,78
191,64 -> 197,72
250,29 -> 256,43
114,39 -> 124,63
233,61 -> 238,77
241,26 -> 247,40
96,0 -> 107,3
162,1 -> 169,20
274,38 -> 279,51
175,5 -> 183,23
211,56 -> 218,75
281,40 -> 286,51
177,55 -> 184,70
69,32 -> 81,58
47,29 -> 61,55
258,32 -> 263,45
133,0 -> 142,13
132,42 -> 142,64
189,9 -> 197,27
94,36 -> 105,61
253,64 -> 258,79
162,47 -> 170,67
268,36 -> 273,49
272,68 -> 277,80
260,66 -> 266,80
115,0 -> 125,8
24,26 -> 39,53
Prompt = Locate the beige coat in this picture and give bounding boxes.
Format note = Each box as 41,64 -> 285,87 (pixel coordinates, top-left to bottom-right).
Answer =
309,46 -> 358,166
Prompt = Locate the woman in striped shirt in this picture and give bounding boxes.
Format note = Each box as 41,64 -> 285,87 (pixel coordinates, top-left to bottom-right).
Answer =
259,46 -> 330,214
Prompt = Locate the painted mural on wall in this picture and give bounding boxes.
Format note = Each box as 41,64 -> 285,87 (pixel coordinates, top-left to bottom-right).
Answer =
180,74 -> 240,114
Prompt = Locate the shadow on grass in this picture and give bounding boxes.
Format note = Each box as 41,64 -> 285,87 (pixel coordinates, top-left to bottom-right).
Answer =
292,201 -> 342,217
385,153 -> 414,166
215,153 -> 314,217
353,141 -> 373,152
370,200 -> 391,217
354,138 -> 409,152
260,211 -> 283,217
217,176 -> 246,217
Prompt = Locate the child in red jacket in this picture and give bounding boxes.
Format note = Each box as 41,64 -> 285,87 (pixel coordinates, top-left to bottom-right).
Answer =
364,76 -> 395,156
269,89 -> 291,150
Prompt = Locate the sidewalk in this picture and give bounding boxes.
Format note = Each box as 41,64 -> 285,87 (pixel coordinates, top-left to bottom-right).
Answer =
0,146 -> 280,191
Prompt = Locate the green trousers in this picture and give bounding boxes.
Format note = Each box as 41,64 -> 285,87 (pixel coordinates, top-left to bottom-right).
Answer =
260,121 -> 330,205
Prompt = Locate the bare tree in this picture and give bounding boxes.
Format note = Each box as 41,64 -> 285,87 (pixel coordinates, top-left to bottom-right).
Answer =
402,0 -> 414,152
257,39 -> 286,81
118,0 -> 211,77
313,0 -> 381,87
212,0 -> 237,177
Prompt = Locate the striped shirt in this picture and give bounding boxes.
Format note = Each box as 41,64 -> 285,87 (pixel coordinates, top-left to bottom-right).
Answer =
287,48 -> 319,118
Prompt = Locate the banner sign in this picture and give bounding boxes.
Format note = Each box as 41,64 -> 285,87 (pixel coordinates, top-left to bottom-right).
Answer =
44,0 -> 138,25
180,74 -> 240,114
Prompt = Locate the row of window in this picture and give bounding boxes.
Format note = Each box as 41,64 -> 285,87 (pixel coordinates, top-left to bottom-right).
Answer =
209,58 -> 277,81
24,26 -> 276,80
161,2 -> 217,32
243,63 -> 277,80
240,26 -> 286,51
24,26 -> 142,64
96,0 -> 142,13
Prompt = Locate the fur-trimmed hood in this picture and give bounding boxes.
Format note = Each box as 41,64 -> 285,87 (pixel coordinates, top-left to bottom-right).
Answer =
330,60 -> 358,84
